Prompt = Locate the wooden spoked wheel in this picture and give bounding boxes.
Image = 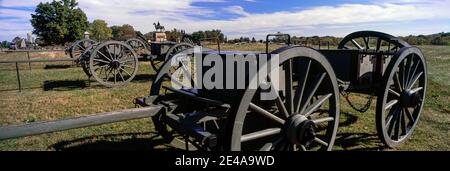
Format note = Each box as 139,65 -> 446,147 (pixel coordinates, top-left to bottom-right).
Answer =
376,47 -> 427,148
126,38 -> 149,57
89,41 -> 138,87
70,39 -> 96,59
227,46 -> 340,151
338,31 -> 410,52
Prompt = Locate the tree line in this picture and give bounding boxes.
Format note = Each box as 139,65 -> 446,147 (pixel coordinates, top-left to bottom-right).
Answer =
400,33 -> 450,45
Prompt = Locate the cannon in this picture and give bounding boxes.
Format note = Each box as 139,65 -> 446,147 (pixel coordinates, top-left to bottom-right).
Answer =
65,32 -> 193,87
125,30 -> 195,72
133,31 -> 427,151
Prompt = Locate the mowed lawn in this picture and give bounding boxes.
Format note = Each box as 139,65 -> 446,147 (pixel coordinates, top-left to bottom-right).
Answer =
0,45 -> 448,151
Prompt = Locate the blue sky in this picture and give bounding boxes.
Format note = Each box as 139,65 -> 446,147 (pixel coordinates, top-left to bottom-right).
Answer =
1,0 -> 450,42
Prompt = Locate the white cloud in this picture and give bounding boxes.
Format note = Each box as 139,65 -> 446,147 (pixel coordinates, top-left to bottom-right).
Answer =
1,0 -> 450,41
223,6 -> 250,16
0,0 -> 51,7
0,9 -> 33,20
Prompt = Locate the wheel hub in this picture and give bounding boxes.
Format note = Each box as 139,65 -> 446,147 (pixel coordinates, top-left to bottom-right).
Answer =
110,60 -> 121,69
400,90 -> 420,108
285,115 -> 316,146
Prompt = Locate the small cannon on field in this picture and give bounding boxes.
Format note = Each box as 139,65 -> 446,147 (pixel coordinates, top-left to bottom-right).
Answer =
124,31 -> 194,71
1,31 -> 427,151
66,31 -> 194,87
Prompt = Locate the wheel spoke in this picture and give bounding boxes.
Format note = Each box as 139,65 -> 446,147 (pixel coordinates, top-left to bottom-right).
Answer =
268,77 -> 289,118
314,137 -> 329,146
93,58 -> 110,64
385,100 -> 398,110
117,44 -> 123,60
401,108 -> 407,135
404,56 -> 413,87
407,58 -> 420,87
285,59 -> 294,114
76,44 -> 86,51
303,93 -> 332,117
92,65 -> 109,70
399,59 -> 406,89
389,88 -> 400,97
351,39 -> 363,49
120,67 -> 133,77
387,106 -> 400,136
105,45 -> 115,60
294,59 -> 311,113
120,58 -> 136,63
405,108 -> 415,123
241,128 -> 281,143
249,103 -> 285,124
113,69 -> 117,84
118,69 -> 126,82
299,73 -> 326,114
312,117 -> 334,124
393,109 -> 402,140
113,44 -> 118,60
385,105 -> 398,125
410,87 -> 424,94
104,67 -> 113,81
363,37 -> 370,50
393,72 -> 403,92
97,50 -> 113,62
407,71 -> 423,90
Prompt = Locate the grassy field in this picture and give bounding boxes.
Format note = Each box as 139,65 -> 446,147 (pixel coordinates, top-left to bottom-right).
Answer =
0,45 -> 448,151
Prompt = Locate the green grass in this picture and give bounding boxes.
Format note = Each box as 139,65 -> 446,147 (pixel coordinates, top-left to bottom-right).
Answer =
0,45 -> 448,151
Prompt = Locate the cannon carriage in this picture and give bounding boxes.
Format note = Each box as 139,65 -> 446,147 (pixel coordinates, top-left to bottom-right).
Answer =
134,31 -> 427,151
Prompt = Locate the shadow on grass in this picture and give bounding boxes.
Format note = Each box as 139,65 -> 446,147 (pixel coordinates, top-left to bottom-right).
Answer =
339,112 -> 359,127
334,112 -> 385,151
131,74 -> 156,83
44,64 -> 73,70
50,132 -> 177,151
43,80 -> 87,91
334,133 -> 384,151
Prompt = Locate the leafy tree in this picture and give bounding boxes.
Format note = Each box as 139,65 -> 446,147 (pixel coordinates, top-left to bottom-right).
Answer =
1,41 -> 10,48
192,29 -> 225,43
31,0 -> 88,45
89,19 -> 112,41
110,24 -> 136,40
143,32 -> 154,41
165,29 -> 187,42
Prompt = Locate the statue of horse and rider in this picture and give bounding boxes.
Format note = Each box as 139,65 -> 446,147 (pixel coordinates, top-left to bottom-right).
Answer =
153,22 -> 165,32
